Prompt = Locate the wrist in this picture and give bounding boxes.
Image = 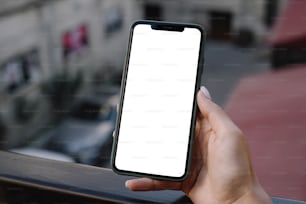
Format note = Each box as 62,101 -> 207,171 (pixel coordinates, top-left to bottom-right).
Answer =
233,181 -> 272,204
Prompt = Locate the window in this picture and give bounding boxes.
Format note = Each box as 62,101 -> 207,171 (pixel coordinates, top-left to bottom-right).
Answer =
144,3 -> 163,21
264,0 -> 279,27
105,7 -> 123,36
0,49 -> 41,94
62,24 -> 90,60
209,11 -> 233,41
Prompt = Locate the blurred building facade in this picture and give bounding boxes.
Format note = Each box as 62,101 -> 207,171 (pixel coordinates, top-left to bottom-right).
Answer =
0,0 -> 289,148
0,0 -> 141,148
0,0 -> 111,147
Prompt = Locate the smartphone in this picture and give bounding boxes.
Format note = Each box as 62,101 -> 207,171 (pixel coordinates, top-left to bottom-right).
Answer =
112,21 -> 205,181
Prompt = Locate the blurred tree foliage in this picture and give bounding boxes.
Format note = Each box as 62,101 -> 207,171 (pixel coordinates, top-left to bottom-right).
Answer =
40,69 -> 83,119
13,96 -> 38,123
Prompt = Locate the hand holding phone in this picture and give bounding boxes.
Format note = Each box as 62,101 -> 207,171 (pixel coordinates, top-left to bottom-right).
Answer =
125,88 -> 273,204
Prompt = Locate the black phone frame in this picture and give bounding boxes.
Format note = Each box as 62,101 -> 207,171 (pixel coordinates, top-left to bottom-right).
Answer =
112,20 -> 206,181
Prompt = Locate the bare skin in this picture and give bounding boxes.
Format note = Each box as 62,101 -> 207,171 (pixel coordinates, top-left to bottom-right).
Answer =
125,87 -> 272,204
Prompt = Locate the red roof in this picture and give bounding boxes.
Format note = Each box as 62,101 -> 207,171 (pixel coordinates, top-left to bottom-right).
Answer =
225,65 -> 306,201
267,0 -> 306,46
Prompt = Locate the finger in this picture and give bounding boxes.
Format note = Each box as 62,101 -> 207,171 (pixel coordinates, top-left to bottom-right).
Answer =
196,111 -> 212,137
200,85 -> 212,99
125,178 -> 181,191
197,86 -> 236,132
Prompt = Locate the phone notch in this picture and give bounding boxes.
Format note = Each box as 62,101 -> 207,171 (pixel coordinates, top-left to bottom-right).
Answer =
151,24 -> 185,32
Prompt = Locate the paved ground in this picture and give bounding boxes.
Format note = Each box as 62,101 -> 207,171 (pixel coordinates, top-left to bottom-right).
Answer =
201,40 -> 270,106
225,65 -> 306,201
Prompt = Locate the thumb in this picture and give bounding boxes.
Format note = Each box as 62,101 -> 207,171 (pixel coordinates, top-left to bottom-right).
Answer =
197,86 -> 234,132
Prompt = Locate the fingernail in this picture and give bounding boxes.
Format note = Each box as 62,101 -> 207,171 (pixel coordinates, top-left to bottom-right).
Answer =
200,86 -> 211,99
125,180 -> 131,189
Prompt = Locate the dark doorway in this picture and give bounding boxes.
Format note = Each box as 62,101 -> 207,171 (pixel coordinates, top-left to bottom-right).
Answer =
209,11 -> 233,41
264,0 -> 279,27
144,3 -> 163,21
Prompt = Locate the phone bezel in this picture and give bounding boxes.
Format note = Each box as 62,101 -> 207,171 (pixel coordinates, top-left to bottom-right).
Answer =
111,20 -> 206,181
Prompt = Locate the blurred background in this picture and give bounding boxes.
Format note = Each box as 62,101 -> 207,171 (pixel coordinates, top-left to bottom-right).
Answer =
0,0 -> 305,202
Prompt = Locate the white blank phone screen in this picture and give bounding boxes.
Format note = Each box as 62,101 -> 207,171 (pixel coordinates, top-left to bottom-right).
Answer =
115,24 -> 202,178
